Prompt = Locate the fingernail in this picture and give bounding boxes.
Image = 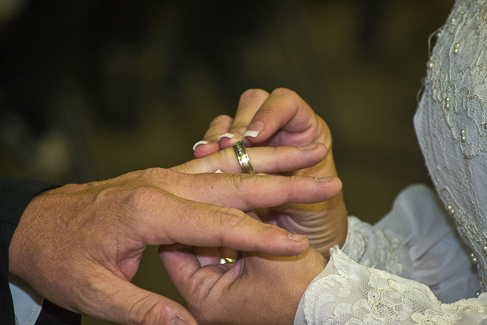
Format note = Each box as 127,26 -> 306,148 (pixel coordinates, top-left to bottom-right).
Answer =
288,233 -> 307,242
193,140 -> 208,151
217,133 -> 235,141
169,317 -> 188,325
298,142 -> 319,150
315,176 -> 335,183
215,169 -> 223,173
243,130 -> 259,138
244,122 -> 264,138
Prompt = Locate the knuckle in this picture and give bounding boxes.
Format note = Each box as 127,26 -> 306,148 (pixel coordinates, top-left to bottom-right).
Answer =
209,206 -> 251,245
209,114 -> 231,128
122,187 -> 164,213
268,146 -> 283,169
284,175 -> 301,198
186,277 -> 213,304
228,175 -> 258,209
141,167 -> 174,182
123,170 -> 173,201
228,173 -> 246,191
193,311 -> 220,325
132,186 -> 161,203
59,183 -> 83,192
143,168 -> 182,189
219,206 -> 248,227
231,120 -> 250,131
239,88 -> 268,102
271,87 -> 297,99
126,298 -> 166,325
112,168 -> 178,210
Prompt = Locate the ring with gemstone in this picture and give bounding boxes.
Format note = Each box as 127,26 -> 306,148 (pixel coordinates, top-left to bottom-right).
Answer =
233,141 -> 255,175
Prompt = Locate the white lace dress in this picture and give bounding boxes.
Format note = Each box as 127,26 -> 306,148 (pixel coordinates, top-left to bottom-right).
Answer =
295,0 -> 487,323
294,186 -> 483,324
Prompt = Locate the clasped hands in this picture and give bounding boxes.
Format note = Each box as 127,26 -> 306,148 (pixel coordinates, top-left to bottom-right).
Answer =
9,89 -> 347,325
162,88 -> 348,324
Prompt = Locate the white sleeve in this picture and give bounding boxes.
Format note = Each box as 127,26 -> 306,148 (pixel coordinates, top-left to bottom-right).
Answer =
341,184 -> 479,303
294,247 -> 487,325
341,216 -> 411,276
9,274 -> 43,325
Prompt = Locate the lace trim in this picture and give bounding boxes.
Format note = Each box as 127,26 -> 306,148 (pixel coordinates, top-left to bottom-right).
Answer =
303,247 -> 487,324
342,216 -> 403,275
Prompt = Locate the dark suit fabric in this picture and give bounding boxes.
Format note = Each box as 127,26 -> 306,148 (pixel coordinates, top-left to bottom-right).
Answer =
0,176 -> 80,325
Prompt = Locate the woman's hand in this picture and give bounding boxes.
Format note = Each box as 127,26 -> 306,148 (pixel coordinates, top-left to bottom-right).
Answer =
160,244 -> 326,325
193,88 -> 348,257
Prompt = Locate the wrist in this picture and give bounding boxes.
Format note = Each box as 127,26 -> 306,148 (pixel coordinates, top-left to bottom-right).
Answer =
8,189 -> 53,278
313,193 -> 348,259
9,196 -> 38,277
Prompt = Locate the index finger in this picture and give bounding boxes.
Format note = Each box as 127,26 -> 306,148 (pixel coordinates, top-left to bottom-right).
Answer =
176,143 -> 328,175
243,88 -> 324,147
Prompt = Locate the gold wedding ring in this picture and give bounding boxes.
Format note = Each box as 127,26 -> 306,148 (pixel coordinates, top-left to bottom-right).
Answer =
219,258 -> 237,265
233,141 -> 255,174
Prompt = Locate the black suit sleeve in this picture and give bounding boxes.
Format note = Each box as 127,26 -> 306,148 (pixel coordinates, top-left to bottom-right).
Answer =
0,176 -> 56,325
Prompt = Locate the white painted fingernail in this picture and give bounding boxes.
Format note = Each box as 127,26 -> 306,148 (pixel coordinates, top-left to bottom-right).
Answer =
217,133 -> 235,141
193,140 -> 208,151
243,130 -> 259,138
215,169 -> 223,173
245,122 -> 263,138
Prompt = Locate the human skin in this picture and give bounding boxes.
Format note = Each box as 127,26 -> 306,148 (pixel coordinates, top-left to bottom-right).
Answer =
159,88 -> 347,324
9,143 -> 340,324
194,88 -> 348,257
161,244 -> 326,325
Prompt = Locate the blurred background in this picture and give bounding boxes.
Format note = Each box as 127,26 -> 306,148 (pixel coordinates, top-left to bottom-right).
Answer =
0,0 -> 454,324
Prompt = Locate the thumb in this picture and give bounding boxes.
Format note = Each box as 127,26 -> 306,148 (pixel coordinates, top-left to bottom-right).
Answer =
82,273 -> 196,325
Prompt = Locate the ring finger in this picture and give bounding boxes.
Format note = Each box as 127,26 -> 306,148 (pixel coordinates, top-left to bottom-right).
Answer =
174,142 -> 327,175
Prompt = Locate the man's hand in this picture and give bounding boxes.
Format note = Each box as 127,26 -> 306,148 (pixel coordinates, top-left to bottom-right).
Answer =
193,88 -> 348,257
9,144 -> 340,324
160,244 -> 326,325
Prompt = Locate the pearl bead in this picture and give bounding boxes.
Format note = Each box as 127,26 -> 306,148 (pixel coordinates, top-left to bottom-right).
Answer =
482,245 -> 487,254
471,253 -> 479,263
444,97 -> 451,110
426,61 -> 434,69
460,129 -> 467,142
447,205 -> 455,215
453,43 -> 460,54
476,290 -> 481,297
451,18 -> 457,24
